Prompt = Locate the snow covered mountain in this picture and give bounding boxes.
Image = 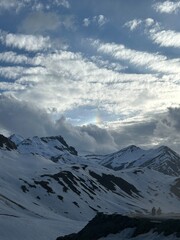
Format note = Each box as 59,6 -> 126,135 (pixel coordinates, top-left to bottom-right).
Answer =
10,134 -> 78,159
0,133 -> 180,240
86,145 -> 180,176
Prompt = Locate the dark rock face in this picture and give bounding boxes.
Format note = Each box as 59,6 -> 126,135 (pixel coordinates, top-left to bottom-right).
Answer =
41,136 -> 69,148
171,178 -> 180,199
89,171 -> 141,197
0,134 -> 17,150
41,136 -> 78,156
56,213 -> 180,240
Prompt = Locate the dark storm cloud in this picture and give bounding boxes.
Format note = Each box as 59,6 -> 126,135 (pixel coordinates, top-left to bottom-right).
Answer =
0,95 -> 52,137
168,107 -> 180,131
0,95 -> 118,154
111,120 -> 157,148
0,95 -> 179,154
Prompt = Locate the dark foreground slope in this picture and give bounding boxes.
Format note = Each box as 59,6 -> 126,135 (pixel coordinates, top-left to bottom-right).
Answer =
57,213 -> 180,240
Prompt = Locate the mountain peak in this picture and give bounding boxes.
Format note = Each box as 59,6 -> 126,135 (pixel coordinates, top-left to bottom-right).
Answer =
94,144 -> 180,176
41,135 -> 69,148
0,134 -> 17,151
13,134 -> 78,158
124,145 -> 141,152
156,145 -> 173,152
9,134 -> 24,145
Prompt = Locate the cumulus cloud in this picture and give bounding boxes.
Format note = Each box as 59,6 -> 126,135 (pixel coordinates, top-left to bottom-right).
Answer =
0,95 -> 53,137
83,15 -> 108,27
124,19 -> 142,31
153,1 -> 180,14
152,107 -> 180,151
0,95 -> 118,154
96,15 -> 108,26
164,107 -> 180,131
0,95 -> 179,154
83,18 -> 91,27
145,18 -> 155,27
124,18 -> 155,31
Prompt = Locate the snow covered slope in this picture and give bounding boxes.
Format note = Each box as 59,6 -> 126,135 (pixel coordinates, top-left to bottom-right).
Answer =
0,134 -> 180,240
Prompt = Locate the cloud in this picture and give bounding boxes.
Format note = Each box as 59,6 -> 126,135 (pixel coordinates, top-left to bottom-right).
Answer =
0,95 -> 53,137
145,18 -> 155,27
83,15 -> 108,27
0,51 -> 30,64
0,0 -> 26,12
0,66 -> 26,79
0,50 -> 161,114
124,19 -> 142,31
53,0 -> 70,8
111,119 -> 157,149
20,11 -> 60,34
0,95 -> 117,154
0,95 -> 179,154
153,1 -> 180,14
125,18 -> 180,49
0,30 -> 51,51
96,15 -> 108,27
165,107 -> 180,131
124,18 -> 154,31
92,39 -> 180,74
0,0 -> 70,13
57,118 -> 118,154
61,15 -> 76,30
149,28 -> 180,48
0,81 -> 26,91
83,18 -> 91,27
152,107 -> 180,151
0,46 -> 179,128
108,107 -> 180,153
20,11 -> 76,34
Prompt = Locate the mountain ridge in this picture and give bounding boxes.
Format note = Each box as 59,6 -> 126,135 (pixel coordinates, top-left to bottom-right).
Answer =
1,133 -> 179,176
0,133 -> 180,239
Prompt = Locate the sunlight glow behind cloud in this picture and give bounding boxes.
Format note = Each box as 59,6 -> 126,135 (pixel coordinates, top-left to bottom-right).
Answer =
0,0 -> 179,153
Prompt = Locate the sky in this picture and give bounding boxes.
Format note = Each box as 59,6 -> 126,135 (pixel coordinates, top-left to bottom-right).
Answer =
0,0 -> 180,154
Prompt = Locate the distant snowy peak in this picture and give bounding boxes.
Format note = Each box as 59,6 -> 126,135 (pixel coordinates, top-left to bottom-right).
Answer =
0,134 -> 17,151
9,134 -> 25,145
88,145 -> 147,169
87,145 -> 180,176
139,146 -> 180,176
9,134 -> 78,159
120,145 -> 141,152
